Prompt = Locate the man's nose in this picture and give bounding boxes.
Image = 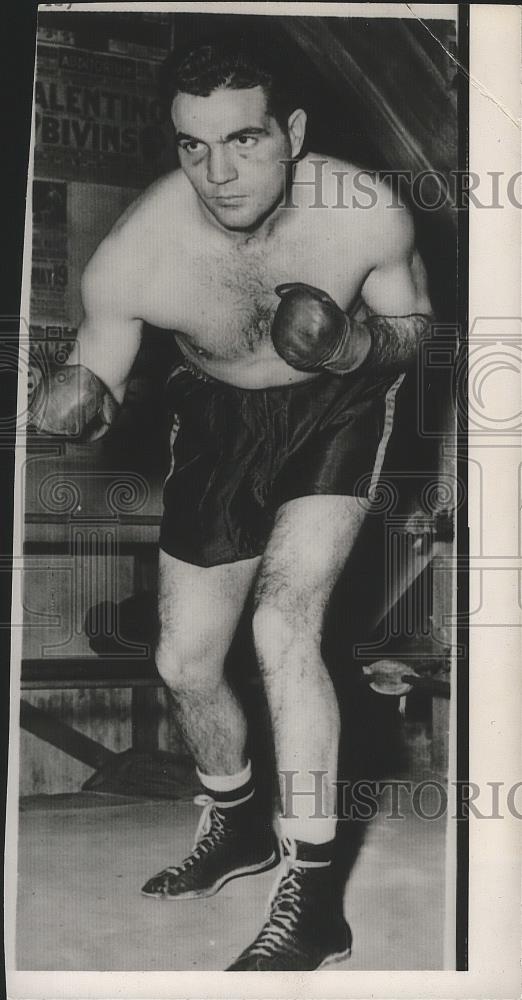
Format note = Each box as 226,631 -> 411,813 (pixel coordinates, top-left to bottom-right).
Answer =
206,145 -> 238,185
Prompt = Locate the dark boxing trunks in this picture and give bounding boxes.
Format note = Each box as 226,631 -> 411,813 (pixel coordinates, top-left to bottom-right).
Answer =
159,362 -> 405,567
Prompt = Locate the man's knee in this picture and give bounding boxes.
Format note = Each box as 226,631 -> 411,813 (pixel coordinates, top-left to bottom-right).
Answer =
252,599 -> 321,669
155,626 -> 223,695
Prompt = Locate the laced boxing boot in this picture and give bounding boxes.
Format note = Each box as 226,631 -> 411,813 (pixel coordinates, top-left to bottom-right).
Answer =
227,837 -> 352,970
141,794 -> 279,900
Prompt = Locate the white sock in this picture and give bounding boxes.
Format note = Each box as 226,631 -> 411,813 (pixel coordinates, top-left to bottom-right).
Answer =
277,816 -> 337,845
196,759 -> 253,797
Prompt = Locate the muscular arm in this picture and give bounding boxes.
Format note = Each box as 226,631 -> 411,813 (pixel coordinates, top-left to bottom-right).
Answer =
68,234 -> 143,404
30,232 -> 143,440
348,207 -> 433,374
272,198 -> 433,379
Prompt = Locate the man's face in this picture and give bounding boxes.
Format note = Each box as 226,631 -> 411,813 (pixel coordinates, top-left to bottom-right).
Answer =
171,85 -> 301,231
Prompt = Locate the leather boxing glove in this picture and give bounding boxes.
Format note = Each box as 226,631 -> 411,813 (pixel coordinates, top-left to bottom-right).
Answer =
29,363 -> 119,442
271,282 -> 356,373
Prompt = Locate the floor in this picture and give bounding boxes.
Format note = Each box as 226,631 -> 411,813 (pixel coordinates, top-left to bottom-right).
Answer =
16,774 -> 448,971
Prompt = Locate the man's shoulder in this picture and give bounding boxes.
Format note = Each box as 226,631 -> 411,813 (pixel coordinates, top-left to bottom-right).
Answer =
297,153 -> 375,192
109,169 -> 193,239
303,154 -> 414,261
82,170 -> 193,310
297,154 -> 404,215
84,170 -> 192,282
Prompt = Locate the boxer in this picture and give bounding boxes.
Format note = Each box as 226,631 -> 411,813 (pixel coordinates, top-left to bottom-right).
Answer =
31,40 -> 432,970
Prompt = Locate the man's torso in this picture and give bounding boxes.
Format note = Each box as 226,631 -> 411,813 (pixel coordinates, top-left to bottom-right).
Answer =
113,157 -> 380,388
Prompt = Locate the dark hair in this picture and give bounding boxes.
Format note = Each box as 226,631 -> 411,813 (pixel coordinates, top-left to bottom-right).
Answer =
163,40 -> 301,129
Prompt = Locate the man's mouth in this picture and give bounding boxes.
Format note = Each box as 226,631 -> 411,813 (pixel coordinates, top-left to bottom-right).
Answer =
213,195 -> 246,206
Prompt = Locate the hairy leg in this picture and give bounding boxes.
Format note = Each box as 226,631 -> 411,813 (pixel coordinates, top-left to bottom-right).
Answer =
253,496 -> 367,836
156,550 -> 259,774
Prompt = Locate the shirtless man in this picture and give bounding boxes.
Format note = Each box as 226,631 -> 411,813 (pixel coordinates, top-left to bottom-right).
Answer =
31,41 -> 432,970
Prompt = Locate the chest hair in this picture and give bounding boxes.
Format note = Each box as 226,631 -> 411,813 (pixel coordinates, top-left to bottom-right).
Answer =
199,248 -> 278,354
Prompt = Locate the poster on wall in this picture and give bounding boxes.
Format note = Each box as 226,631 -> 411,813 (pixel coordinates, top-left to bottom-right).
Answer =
30,180 -> 69,323
34,37 -> 172,187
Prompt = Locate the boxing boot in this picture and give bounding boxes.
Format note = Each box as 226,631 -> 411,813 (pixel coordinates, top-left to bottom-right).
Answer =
227,837 -> 352,970
141,794 -> 279,900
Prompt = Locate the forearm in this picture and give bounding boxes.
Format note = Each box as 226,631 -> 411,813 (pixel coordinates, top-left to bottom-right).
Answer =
271,282 -> 433,379
66,319 -> 139,405
332,311 -> 433,376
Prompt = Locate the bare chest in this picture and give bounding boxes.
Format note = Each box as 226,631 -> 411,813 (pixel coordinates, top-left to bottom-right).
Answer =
186,250 -> 279,357
141,227 -> 368,361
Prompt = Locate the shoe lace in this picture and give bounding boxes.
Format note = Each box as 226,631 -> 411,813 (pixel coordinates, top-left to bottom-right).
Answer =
246,838 -> 306,958
163,794 -> 228,876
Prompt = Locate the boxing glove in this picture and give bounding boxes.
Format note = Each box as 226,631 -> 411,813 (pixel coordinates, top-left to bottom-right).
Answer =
29,363 -> 118,442
271,282 -> 370,374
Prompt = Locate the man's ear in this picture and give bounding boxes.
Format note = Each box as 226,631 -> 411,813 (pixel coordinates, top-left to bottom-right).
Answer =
287,109 -> 307,158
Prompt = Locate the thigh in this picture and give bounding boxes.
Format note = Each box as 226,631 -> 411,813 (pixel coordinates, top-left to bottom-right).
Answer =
256,495 -> 367,622
158,549 -> 260,660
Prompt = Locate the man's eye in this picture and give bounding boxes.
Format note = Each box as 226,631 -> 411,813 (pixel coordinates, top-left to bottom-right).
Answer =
234,136 -> 257,148
181,141 -> 203,154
